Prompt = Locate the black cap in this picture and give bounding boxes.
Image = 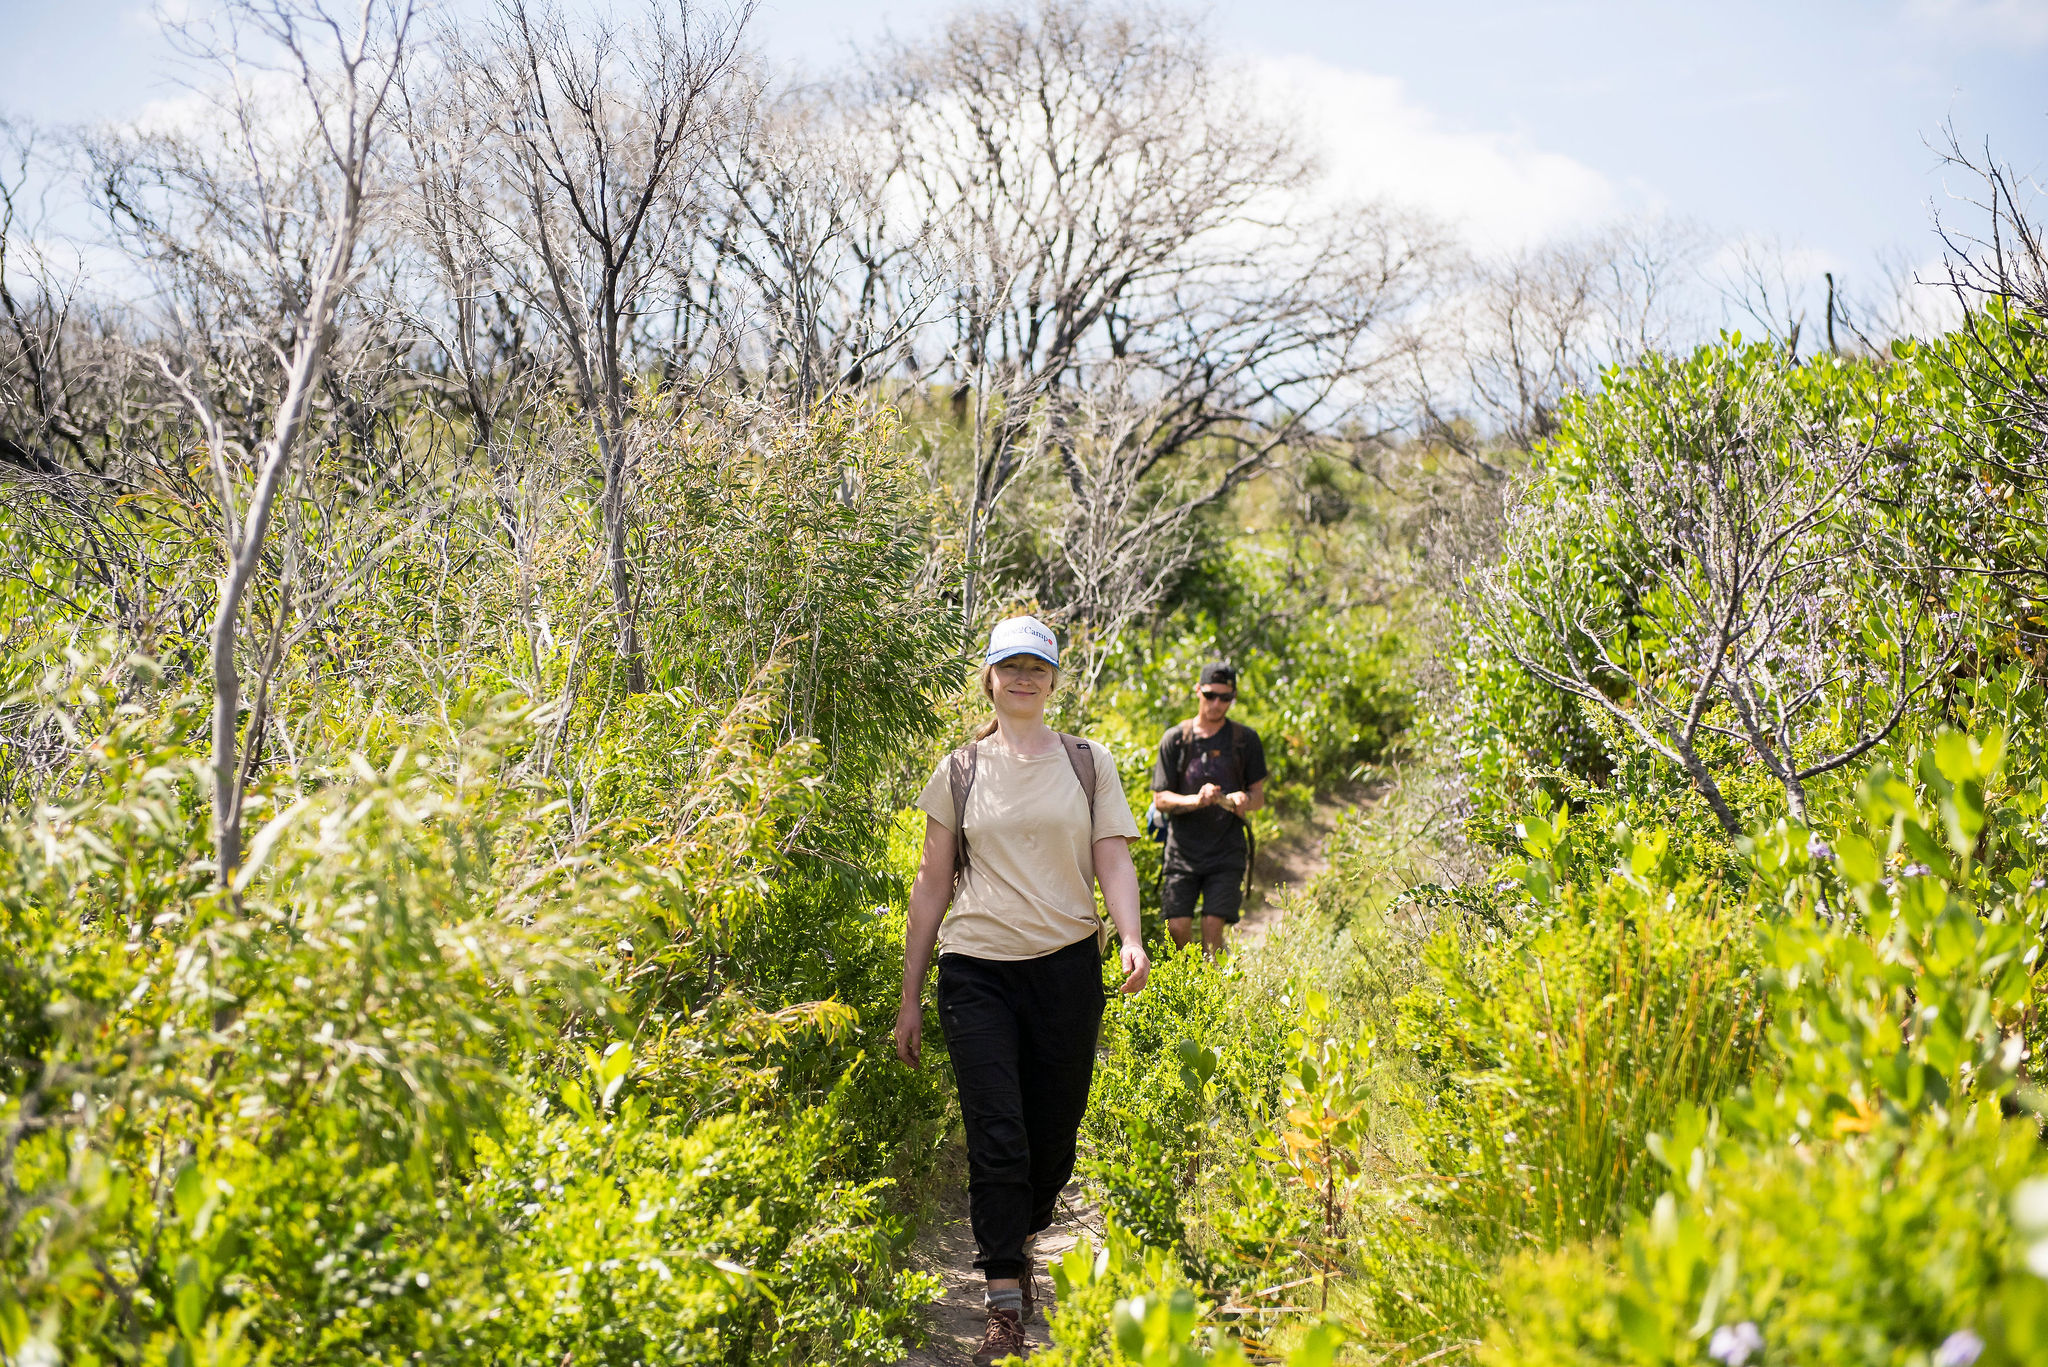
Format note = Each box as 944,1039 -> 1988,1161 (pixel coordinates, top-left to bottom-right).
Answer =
1199,662 -> 1236,688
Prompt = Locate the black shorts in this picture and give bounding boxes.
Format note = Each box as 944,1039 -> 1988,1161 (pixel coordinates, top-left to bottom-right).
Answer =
1161,865 -> 1246,924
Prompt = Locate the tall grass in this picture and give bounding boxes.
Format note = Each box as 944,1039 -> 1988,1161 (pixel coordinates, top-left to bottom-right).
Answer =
1402,861 -> 1767,1254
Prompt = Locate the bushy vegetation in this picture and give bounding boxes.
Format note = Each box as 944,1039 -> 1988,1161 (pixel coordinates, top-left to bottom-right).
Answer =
5,0 -> 2045,1364
1028,220 -> 2048,1366
0,403 -> 962,1366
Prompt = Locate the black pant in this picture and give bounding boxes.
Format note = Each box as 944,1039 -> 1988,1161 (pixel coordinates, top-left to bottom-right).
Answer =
936,934 -> 1105,1281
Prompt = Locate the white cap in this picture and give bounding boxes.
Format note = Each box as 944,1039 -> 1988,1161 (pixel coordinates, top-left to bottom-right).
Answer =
983,615 -> 1059,667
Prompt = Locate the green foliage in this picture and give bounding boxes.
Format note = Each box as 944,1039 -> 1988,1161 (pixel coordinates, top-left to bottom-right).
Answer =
1458,335 -> 2008,849
1484,1113 -> 2048,1367
1033,1226 -> 1349,1367
1398,811 -> 1768,1254
1256,992 -> 1375,1302
0,596 -> 947,1364
1081,951 -> 1295,1275
1732,729 -> 2047,1143
468,1056 -> 935,1366
1089,533 -> 1413,805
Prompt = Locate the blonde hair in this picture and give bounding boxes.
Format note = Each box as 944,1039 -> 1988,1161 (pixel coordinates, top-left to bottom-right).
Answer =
972,658 -> 1060,740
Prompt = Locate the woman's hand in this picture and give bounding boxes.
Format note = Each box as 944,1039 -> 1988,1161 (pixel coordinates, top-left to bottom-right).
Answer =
894,997 -> 924,1068
1119,942 -> 1150,994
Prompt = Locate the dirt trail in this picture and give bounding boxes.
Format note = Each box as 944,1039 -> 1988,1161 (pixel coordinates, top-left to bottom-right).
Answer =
892,1179 -> 1102,1365
1235,780 -> 1383,950
890,783 -> 1376,1363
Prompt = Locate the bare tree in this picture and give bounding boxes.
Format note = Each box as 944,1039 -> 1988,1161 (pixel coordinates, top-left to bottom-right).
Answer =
0,121 -> 207,654
1471,352 -> 1956,834
101,0 -> 418,883
699,86 -> 944,413
1718,234 -> 1830,361
0,120 -> 103,478
1934,136 -> 2048,479
861,0 -> 1443,629
1421,221 -> 1706,464
445,0 -> 753,694
390,69 -> 555,516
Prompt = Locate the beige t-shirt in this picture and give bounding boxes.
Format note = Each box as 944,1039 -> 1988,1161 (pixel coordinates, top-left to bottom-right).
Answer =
915,735 -> 1142,961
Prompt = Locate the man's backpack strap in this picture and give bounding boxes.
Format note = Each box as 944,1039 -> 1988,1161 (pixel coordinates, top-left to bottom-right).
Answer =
948,740 -> 979,880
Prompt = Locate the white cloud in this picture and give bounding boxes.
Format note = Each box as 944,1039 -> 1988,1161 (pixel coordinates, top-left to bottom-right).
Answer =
1248,54 -> 1630,251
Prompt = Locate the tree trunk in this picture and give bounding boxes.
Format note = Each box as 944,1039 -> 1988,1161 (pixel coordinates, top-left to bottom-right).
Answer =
596,424 -> 647,694
1673,742 -> 1742,837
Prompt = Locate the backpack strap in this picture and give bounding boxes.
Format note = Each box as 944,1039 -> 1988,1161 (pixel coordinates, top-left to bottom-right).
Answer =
1058,734 -> 1098,830
949,740 -> 980,880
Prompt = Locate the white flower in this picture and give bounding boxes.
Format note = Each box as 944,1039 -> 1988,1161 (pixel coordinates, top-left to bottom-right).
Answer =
1707,1322 -> 1764,1366
1934,1329 -> 1984,1367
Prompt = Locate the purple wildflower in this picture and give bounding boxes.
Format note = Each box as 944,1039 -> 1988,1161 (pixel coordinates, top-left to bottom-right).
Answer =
1708,1322 -> 1764,1366
1934,1329 -> 1984,1367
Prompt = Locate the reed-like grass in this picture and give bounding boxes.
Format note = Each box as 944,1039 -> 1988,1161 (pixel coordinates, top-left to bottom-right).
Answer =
1408,870 -> 1767,1254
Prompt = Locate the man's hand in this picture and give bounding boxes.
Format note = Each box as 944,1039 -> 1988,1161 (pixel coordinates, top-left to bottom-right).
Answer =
1197,782 -> 1223,807
893,998 -> 923,1068
1223,790 -> 1247,816
1119,942 -> 1151,994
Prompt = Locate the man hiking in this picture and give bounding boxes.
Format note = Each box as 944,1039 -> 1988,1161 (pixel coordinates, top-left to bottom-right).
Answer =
1150,663 -> 1268,956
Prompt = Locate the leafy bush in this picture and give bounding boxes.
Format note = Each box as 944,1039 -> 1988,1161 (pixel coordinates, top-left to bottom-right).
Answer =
0,646 -> 940,1366
1398,809 -> 1767,1254
468,1057 -> 935,1366
1484,1112 -> 2048,1367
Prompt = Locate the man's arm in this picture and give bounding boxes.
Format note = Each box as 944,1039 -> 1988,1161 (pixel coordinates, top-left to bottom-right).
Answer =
1221,779 -> 1265,817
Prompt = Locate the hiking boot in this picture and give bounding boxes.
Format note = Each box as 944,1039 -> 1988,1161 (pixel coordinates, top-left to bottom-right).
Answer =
973,1306 -> 1028,1365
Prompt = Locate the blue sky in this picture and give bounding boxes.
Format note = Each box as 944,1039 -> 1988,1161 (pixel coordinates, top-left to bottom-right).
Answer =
5,0 -> 2043,280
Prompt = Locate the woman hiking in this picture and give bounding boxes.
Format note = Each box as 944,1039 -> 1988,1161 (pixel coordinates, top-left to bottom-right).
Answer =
894,615 -> 1150,1364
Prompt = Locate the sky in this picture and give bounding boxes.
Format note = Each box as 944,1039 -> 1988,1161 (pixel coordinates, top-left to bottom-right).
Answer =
3,0 -> 2043,288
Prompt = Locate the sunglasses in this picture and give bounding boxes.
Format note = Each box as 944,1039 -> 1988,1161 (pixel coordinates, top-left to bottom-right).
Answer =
1199,689 -> 1236,702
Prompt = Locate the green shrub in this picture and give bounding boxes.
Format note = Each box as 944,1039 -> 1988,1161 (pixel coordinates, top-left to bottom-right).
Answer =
1732,729 -> 2047,1142
1484,1111 -> 2048,1367
1399,810 -> 1767,1254
467,1056 -> 935,1367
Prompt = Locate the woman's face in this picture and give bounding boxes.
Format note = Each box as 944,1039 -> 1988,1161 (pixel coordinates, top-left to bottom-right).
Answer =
990,654 -> 1056,720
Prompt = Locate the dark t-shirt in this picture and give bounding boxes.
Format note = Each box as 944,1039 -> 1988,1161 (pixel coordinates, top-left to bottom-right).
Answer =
1150,720 -> 1269,873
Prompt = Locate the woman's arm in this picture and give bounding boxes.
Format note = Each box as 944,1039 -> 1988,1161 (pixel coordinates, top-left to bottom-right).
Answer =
1094,836 -> 1150,994
894,816 -> 956,1068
